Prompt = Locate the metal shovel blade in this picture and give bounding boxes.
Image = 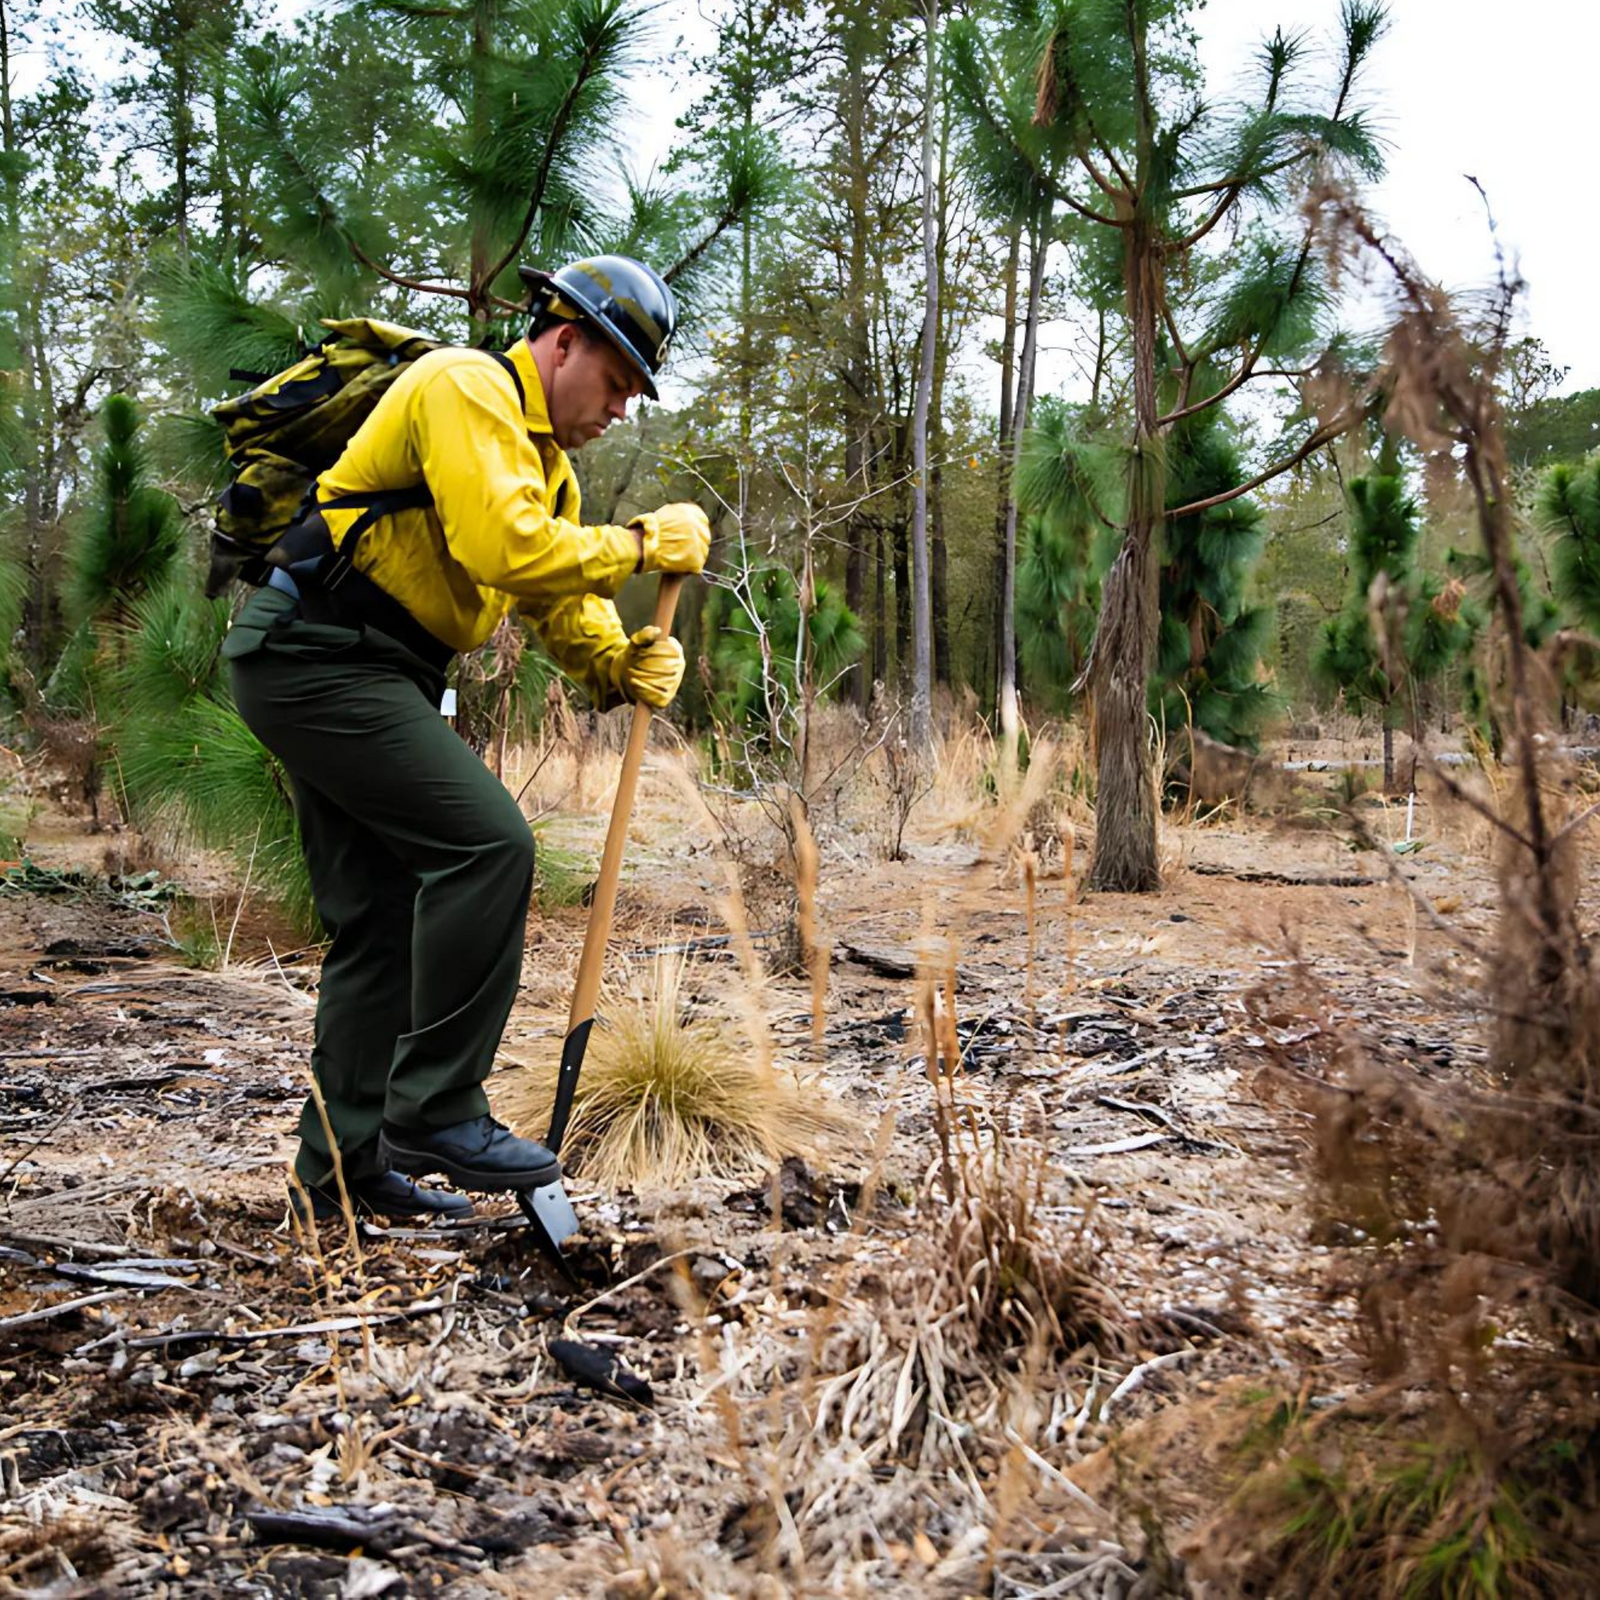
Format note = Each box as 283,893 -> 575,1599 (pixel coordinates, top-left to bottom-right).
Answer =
515,1176 -> 580,1259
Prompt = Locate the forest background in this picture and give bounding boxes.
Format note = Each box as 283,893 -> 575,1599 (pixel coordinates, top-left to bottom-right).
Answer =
5,0 -> 1600,912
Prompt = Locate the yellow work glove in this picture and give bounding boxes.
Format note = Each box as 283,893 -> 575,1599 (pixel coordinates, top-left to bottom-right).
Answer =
630,503 -> 711,574
608,626 -> 685,709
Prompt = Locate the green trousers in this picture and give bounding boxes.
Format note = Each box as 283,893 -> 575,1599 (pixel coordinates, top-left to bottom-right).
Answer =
226,587 -> 534,1185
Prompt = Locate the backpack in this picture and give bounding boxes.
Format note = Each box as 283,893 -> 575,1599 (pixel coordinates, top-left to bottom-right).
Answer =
207,318 -> 522,598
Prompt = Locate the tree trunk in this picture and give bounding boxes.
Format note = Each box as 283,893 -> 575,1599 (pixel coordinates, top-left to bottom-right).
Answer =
467,0 -> 496,325
735,0 -> 755,470
171,17 -> 193,250
0,0 -> 43,670
991,220 -> 1021,712
872,520 -> 887,695
840,35 -> 874,712
892,490 -> 910,679
931,456 -> 949,688
1383,722 -> 1394,792
1086,221 -> 1163,893
4,0 -> 46,669
908,0 -> 937,749
211,46 -> 234,252
930,79 -> 954,691
999,215 -> 1045,752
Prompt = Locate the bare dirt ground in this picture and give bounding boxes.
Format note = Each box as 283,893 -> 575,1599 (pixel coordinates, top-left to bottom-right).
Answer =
0,748 -> 1510,1598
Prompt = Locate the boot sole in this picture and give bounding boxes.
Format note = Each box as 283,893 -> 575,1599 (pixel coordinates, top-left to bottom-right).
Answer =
379,1131 -> 561,1193
292,1189 -> 476,1225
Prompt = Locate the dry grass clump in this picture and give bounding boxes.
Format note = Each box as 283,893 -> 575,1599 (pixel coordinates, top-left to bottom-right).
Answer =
686,1121 -> 1127,1589
498,953 -> 848,1191
930,1106 -> 1119,1364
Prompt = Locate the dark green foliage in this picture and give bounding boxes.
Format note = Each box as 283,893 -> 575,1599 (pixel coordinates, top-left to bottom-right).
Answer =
152,252 -> 312,402
109,583 -> 316,933
1312,449 -> 1478,751
1504,388 -> 1600,470
1444,542 -> 1559,759
0,545 -> 26,687
1015,399 -> 1278,745
1014,401 -> 1117,710
70,395 -> 185,625
1156,413 -> 1279,749
1016,511 -> 1096,712
705,569 -> 864,729
1536,458 -> 1600,632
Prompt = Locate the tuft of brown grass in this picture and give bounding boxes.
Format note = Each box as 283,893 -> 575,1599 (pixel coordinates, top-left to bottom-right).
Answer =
496,952 -> 849,1191
931,1106 -> 1119,1364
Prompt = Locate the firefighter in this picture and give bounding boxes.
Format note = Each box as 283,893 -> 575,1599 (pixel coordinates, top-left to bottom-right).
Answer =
226,256 -> 709,1221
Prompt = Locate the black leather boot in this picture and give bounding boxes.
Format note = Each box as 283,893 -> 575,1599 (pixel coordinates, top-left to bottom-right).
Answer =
379,1116 -> 561,1191
293,1169 -> 475,1224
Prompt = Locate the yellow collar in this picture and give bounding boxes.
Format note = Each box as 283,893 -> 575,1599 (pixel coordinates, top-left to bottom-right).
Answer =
506,338 -> 552,435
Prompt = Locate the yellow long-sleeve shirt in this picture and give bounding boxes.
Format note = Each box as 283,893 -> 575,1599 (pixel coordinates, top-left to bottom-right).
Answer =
316,336 -> 638,706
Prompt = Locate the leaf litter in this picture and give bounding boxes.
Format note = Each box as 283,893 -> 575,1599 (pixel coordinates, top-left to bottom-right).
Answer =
0,800 -> 1517,1596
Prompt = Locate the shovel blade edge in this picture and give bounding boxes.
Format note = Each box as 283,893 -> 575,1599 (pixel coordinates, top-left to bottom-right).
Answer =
517,1177 -> 581,1251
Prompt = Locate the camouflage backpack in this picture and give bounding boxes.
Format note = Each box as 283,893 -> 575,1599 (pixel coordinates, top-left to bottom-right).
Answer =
207,318 -> 521,597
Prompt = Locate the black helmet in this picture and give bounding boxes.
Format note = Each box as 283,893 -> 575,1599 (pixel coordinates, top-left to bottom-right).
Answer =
519,255 -> 677,401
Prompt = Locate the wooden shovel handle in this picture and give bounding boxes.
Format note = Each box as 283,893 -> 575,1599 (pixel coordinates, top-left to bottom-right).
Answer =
564,574 -> 685,1037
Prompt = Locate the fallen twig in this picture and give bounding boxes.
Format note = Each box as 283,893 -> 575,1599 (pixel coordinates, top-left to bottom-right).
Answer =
0,1289 -> 124,1334
0,1230 -> 139,1260
1062,1131 -> 1168,1157
1190,862 -> 1380,888
1100,1348 -> 1197,1420
118,1297 -> 446,1353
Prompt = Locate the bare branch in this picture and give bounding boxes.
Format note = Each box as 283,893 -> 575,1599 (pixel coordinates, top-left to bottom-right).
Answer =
1166,410 -> 1361,518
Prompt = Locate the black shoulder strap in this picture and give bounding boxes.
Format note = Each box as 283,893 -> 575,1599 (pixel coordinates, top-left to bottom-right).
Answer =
487,349 -> 527,415
313,347 -> 528,593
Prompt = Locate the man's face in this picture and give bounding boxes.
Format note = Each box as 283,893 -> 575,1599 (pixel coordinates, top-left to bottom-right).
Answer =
544,324 -> 646,451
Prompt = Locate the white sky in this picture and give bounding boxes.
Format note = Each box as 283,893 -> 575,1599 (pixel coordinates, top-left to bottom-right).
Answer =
26,0 -> 1600,398
1196,0 -> 1600,393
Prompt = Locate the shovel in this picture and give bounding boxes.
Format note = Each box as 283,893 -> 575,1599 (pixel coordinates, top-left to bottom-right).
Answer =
515,573 -> 687,1260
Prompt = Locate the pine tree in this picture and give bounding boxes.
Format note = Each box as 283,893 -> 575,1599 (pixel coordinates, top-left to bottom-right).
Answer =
947,0 -> 1085,747
1156,411 -> 1278,751
112,583 -> 315,931
1013,398 -> 1116,710
70,395 -> 185,627
1313,447 -> 1477,788
995,0 -> 1385,888
1016,398 -> 1278,748
704,569 -> 864,732
1536,456 -> 1600,632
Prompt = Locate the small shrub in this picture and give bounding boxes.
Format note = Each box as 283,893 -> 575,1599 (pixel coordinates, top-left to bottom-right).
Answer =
495,952 -> 847,1189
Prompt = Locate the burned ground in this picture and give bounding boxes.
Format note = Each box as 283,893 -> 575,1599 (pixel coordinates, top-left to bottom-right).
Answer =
0,765 -> 1519,1598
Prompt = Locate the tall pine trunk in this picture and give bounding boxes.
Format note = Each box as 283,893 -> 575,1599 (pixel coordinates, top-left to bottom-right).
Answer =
841,39 -> 873,711
999,214 -> 1045,752
0,0 -> 42,668
990,220 -> 1021,711
872,519 -> 888,693
171,17 -> 193,250
930,66 -> 954,690
1086,220 -> 1163,892
892,481 -> 910,678
467,0 -> 496,325
931,459 -> 949,685
909,0 -> 937,749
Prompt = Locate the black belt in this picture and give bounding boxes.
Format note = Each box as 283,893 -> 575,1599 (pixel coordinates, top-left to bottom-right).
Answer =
270,562 -> 456,674
266,500 -> 457,675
